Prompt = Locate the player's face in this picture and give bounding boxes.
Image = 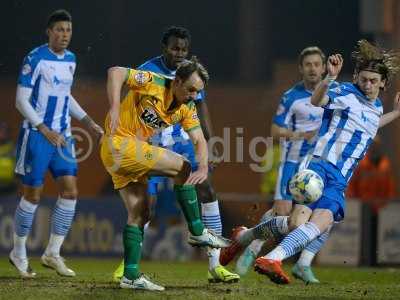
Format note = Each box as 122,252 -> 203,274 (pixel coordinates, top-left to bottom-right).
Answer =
163,37 -> 189,69
299,54 -> 325,85
174,72 -> 204,104
355,70 -> 385,100
47,21 -> 72,53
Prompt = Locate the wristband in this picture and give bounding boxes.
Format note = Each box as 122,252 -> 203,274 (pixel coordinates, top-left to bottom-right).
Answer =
324,74 -> 337,84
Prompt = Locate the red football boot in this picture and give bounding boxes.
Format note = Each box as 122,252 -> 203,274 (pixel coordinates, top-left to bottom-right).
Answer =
254,257 -> 290,284
219,226 -> 247,266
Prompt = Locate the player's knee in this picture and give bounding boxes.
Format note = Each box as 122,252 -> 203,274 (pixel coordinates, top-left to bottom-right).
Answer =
288,216 -> 306,231
147,194 -> 157,214
23,189 -> 41,204
196,180 -> 216,203
273,205 -> 291,216
176,159 -> 192,182
60,189 -> 78,200
127,210 -> 150,228
24,194 -> 41,204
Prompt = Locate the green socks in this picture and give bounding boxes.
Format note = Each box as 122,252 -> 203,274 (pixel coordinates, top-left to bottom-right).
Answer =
123,225 -> 143,280
174,184 -> 205,236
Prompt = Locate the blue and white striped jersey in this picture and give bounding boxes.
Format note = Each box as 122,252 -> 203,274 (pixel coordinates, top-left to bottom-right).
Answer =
273,82 -> 324,163
18,44 -> 76,136
138,56 -> 205,146
313,82 -> 383,181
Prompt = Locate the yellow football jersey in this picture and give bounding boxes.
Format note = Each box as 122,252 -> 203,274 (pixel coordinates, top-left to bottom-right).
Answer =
105,69 -> 200,140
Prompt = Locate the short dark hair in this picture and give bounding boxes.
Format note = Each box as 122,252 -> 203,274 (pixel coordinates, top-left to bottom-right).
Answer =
47,9 -> 72,29
176,56 -> 209,85
161,26 -> 191,46
298,46 -> 326,66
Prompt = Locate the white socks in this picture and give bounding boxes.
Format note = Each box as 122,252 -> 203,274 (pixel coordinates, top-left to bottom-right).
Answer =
201,201 -> 223,270
297,250 -> 316,267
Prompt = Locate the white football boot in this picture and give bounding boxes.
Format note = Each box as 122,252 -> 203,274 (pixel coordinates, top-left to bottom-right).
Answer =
41,254 -> 76,277
120,274 -> 165,291
188,228 -> 231,248
9,250 -> 36,278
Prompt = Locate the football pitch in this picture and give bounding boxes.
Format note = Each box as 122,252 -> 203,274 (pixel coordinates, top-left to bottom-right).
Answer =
0,257 -> 399,300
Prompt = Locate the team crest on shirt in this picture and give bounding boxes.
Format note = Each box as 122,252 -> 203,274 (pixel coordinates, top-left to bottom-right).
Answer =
276,104 -> 285,115
22,64 -> 31,75
134,71 -> 151,85
69,65 -> 74,74
141,107 -> 167,129
331,86 -> 342,94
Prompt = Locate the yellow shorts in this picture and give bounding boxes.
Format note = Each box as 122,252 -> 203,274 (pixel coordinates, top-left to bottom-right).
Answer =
100,135 -> 166,189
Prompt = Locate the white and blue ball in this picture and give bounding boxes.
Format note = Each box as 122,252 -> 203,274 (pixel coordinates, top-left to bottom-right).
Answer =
289,169 -> 324,204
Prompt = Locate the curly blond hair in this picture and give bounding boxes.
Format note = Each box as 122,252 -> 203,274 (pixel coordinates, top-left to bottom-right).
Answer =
352,39 -> 400,82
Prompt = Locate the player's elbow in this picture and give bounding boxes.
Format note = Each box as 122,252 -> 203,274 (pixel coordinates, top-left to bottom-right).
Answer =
15,86 -> 26,112
310,95 -> 320,106
107,66 -> 126,81
270,124 -> 282,139
270,124 -> 277,137
195,133 -> 207,148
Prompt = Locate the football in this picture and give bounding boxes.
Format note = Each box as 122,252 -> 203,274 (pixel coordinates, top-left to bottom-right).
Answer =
289,169 -> 324,204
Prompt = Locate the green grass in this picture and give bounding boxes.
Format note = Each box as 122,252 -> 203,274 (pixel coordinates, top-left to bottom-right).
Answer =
0,257 -> 400,300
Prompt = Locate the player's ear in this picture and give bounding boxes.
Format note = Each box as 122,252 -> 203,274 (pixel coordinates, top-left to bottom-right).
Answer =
173,77 -> 181,88
380,77 -> 386,90
352,72 -> 358,83
298,64 -> 304,76
161,43 -> 168,54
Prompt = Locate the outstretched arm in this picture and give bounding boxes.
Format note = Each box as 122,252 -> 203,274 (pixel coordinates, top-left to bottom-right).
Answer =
311,54 -> 343,107
270,123 -> 315,141
379,92 -> 400,128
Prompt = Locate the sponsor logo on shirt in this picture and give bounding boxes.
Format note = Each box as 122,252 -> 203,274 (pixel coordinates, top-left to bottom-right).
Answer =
53,76 -> 73,86
140,107 -> 167,129
308,114 -> 318,121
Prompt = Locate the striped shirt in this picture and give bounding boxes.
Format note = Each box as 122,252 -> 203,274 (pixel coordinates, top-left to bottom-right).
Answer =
273,82 -> 324,163
18,44 -> 76,136
313,82 -> 383,181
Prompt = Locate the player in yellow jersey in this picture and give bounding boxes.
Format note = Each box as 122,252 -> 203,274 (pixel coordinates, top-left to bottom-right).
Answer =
101,57 -> 230,291
111,26 -> 239,285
